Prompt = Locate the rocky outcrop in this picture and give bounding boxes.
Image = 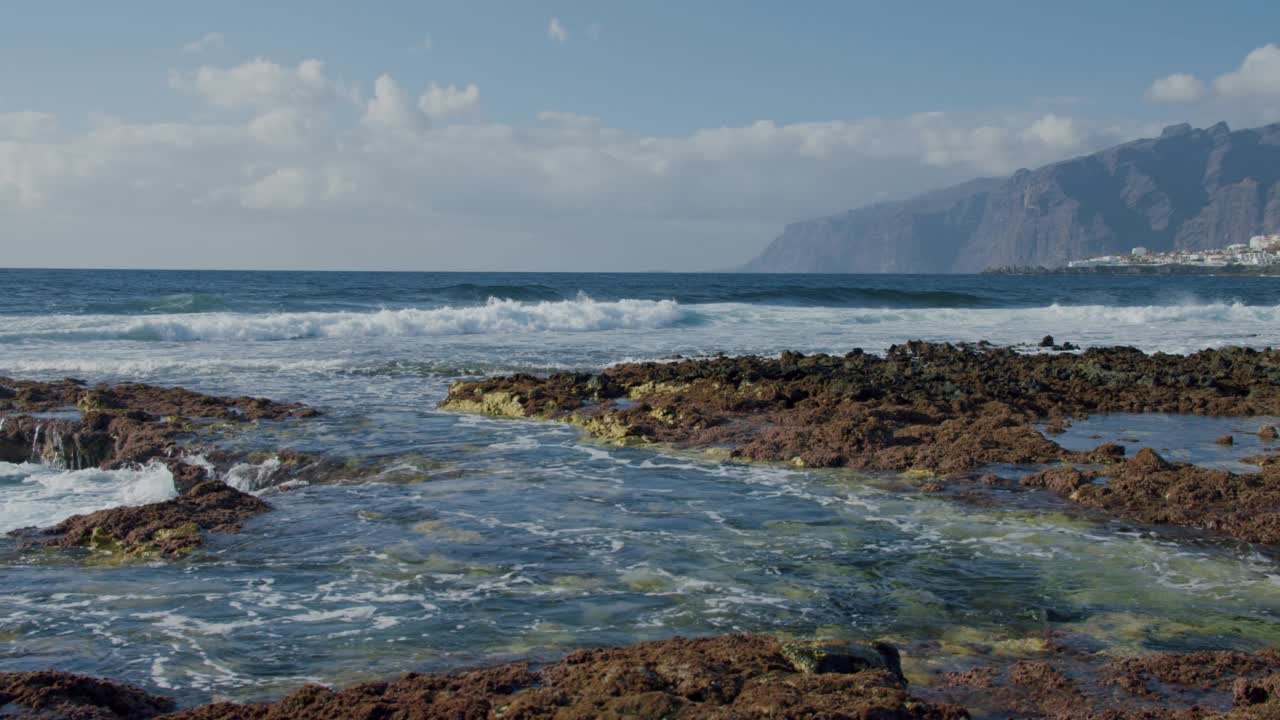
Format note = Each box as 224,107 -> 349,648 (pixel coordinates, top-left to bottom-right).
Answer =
1,377 -> 321,559
0,670 -> 176,720
1,636 -> 960,720
441,342 -> 1280,542
10,635 -> 1280,718
931,645 -> 1280,719
742,121 -> 1280,273
1018,448 -> 1280,544
0,377 -> 317,472
0,377 -> 317,422
17,480 -> 273,559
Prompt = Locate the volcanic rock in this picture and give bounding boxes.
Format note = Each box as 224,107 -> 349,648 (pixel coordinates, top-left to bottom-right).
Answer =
26,480 -> 271,559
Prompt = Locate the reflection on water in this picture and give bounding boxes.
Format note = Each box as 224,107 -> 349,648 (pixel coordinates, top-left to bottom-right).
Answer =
1043,412 -> 1280,473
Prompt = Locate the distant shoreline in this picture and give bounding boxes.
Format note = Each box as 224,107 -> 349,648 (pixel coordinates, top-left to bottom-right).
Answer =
984,263 -> 1280,277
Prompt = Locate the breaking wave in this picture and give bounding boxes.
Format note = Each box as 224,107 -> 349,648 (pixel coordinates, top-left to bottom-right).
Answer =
0,461 -> 177,534
8,296 -> 695,343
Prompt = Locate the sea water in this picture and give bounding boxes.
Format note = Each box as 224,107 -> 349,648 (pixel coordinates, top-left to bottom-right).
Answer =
2,269 -> 1280,704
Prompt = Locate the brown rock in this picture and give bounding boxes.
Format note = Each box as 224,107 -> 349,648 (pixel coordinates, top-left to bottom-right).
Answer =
441,343 -> 1280,543
159,635 -> 964,719
0,669 -> 174,719
30,481 -> 271,558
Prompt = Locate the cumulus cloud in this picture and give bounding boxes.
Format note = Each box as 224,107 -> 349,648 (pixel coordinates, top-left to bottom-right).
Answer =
363,74 -> 422,131
417,83 -> 480,118
182,32 -> 225,54
547,18 -> 569,44
1145,45 -> 1280,111
1144,73 -> 1206,103
248,107 -> 316,148
1214,44 -> 1280,99
4,55 -> 1150,268
1022,114 -> 1081,149
170,58 -> 338,110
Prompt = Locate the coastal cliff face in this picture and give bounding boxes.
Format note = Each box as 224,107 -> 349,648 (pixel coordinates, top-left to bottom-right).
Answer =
742,121 -> 1280,273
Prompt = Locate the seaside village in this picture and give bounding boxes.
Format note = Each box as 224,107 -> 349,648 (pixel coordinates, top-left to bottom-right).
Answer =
1067,233 -> 1280,268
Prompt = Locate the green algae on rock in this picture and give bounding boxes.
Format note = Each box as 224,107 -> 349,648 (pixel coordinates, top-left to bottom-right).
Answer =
26,480 -> 271,559
440,342 -> 1280,543
0,635 -> 966,720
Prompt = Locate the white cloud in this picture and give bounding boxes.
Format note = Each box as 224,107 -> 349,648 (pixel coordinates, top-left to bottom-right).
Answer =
417,83 -> 480,118
170,58 -> 337,110
0,111 -> 56,140
182,32 -> 225,54
1022,113 -> 1081,149
248,107 -> 316,148
1214,44 -> 1280,99
363,74 -> 422,131
547,18 -> 569,44
240,167 -> 309,209
1144,73 -> 1206,104
4,56 -> 1152,268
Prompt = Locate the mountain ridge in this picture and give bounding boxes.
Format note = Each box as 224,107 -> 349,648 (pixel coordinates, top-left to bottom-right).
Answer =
741,121 -> 1280,273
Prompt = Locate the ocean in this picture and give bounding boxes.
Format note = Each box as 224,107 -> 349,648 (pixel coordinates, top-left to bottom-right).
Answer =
3,269 -> 1280,704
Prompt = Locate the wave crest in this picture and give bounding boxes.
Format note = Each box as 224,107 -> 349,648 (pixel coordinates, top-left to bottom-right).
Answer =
116,295 -> 692,342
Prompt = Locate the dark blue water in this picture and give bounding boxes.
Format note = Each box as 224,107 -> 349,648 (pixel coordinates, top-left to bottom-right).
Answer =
2,269 -> 1278,315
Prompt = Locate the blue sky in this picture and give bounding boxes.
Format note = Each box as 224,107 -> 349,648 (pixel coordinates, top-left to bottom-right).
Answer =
2,1 -> 1279,270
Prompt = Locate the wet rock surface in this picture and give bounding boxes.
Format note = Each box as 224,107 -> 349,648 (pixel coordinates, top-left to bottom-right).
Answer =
0,376 -> 316,472
10,635 -> 1280,719
0,670 -> 176,719
442,342 -> 1280,542
2,636 -> 963,719
929,643 -> 1280,719
1,377 -> 320,558
12,480 -> 273,559
1020,448 -> 1280,544
0,377 -> 316,422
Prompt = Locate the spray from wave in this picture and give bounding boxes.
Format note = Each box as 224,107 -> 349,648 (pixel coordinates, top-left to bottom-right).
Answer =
6,295 -> 694,343
0,461 -> 177,533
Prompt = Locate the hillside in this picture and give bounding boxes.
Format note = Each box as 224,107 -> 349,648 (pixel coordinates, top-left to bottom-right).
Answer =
742,121 -> 1280,273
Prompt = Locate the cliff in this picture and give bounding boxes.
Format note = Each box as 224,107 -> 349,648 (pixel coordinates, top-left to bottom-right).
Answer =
742,121 -> 1280,273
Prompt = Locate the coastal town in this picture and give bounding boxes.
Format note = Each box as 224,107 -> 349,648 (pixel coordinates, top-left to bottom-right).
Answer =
1067,233 -> 1280,269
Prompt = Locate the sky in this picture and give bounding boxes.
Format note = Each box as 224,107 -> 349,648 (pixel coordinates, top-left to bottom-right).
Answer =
3,1 -> 1280,271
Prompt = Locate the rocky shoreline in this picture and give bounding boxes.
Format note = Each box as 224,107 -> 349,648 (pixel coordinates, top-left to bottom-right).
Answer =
5,342 -> 1280,717
1,376 -> 318,558
4,634 -> 1280,719
441,341 -> 1280,544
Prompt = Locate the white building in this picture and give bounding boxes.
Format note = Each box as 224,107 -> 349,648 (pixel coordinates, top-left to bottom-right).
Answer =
1251,234 -> 1280,251
1131,246 -> 1149,257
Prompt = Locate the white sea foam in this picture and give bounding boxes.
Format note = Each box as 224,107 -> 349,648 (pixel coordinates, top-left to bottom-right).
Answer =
3,300 -> 1278,362
2,296 -> 691,343
0,461 -> 177,533
223,457 -> 283,494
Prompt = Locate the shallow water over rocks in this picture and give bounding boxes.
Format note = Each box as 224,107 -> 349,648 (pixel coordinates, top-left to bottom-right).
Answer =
3,271 -> 1280,707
